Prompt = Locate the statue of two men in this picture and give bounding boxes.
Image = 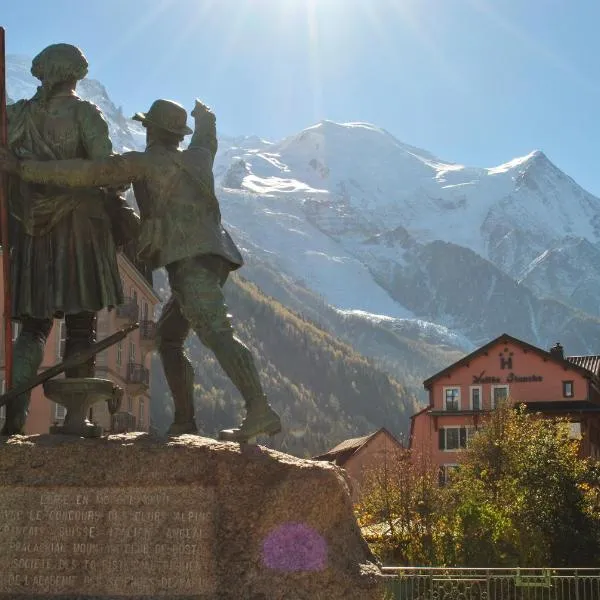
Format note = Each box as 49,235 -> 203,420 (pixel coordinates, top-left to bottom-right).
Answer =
1,44 -> 281,443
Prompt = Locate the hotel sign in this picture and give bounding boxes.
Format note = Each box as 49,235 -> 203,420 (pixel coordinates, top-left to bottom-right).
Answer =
472,371 -> 543,384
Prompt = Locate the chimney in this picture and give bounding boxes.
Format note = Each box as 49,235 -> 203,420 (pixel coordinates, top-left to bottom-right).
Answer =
549,342 -> 564,359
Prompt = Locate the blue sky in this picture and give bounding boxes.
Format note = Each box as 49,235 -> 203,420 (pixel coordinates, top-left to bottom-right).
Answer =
3,0 -> 600,195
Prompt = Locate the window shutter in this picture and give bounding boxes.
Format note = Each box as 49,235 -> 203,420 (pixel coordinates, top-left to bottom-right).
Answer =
460,427 -> 467,448
439,428 -> 445,450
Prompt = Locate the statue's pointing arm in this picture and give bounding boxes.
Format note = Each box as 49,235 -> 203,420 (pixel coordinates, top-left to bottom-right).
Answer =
189,100 -> 218,160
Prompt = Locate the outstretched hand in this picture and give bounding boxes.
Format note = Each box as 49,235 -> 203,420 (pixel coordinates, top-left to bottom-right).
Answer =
191,99 -> 215,120
0,147 -> 20,174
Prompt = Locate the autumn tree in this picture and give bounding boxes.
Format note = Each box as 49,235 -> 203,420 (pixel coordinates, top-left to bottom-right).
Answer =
357,402 -> 600,567
441,402 -> 600,567
355,449 -> 442,565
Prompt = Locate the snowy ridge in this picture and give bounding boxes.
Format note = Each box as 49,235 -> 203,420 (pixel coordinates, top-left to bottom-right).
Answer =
334,309 -> 475,352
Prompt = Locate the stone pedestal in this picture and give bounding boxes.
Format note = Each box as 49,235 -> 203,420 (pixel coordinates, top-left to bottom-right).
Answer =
0,434 -> 383,600
44,378 -> 120,438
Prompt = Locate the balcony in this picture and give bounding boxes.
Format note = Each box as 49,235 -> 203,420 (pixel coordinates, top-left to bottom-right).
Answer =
126,363 -> 149,395
115,297 -> 139,326
430,409 -> 490,417
139,320 -> 156,354
111,411 -> 137,433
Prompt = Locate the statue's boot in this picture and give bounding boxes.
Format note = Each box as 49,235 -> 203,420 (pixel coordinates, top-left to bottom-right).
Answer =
210,333 -> 281,442
158,341 -> 198,435
1,328 -> 46,435
218,400 -> 281,443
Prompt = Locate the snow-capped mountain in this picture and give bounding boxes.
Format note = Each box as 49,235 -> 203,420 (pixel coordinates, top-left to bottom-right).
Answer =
213,120 -> 600,351
216,120 -> 600,274
8,54 -> 600,359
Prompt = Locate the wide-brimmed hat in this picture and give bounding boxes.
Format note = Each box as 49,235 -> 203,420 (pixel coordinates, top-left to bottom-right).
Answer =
132,99 -> 193,136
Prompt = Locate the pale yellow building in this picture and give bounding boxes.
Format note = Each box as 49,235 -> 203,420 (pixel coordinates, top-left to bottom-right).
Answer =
0,249 -> 160,434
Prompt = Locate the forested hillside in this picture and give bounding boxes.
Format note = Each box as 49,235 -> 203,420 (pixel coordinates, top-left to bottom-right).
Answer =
150,274 -> 419,457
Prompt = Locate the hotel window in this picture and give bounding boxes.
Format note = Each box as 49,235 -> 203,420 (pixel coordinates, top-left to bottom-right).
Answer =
127,396 -> 133,413
54,402 -> 66,421
568,422 -> 582,439
491,385 -> 509,409
439,426 -> 469,451
139,398 -> 145,428
129,342 -> 136,364
444,387 -> 460,411
57,320 -> 66,359
438,464 -> 459,486
116,340 -> 123,367
470,386 -> 482,411
563,381 -> 574,398
142,302 -> 149,321
12,322 -> 20,341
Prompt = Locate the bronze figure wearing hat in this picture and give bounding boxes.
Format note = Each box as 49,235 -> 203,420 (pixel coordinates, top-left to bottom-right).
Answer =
132,99 -> 193,136
0,99 -> 282,442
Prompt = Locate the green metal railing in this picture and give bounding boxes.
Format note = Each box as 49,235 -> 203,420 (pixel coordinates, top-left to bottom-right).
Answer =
382,567 -> 600,600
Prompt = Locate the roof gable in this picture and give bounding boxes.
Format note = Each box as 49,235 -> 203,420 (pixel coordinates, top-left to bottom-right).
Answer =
423,333 -> 596,389
312,428 -> 403,466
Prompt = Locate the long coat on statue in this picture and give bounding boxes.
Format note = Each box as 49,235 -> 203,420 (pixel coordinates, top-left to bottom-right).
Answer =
7,92 -> 123,320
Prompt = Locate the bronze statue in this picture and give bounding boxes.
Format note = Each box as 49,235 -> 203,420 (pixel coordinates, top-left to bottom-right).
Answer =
0,98 -> 282,443
1,44 -> 134,435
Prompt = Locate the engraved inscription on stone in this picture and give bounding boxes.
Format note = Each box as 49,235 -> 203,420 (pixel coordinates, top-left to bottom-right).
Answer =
0,486 -> 216,596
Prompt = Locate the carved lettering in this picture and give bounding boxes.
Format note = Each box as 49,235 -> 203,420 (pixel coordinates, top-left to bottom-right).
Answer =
0,486 -> 216,595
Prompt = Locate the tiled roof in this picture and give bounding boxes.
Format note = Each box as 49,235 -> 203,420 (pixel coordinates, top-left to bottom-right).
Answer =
567,355 -> 600,377
313,428 -> 404,466
312,432 -> 377,466
327,433 -> 375,455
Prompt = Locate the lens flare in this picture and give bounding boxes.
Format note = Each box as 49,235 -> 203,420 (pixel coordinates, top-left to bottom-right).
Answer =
263,522 -> 327,572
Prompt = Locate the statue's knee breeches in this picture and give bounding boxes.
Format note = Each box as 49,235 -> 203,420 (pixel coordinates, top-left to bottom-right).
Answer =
164,256 -> 234,348
155,295 -> 190,353
20,316 -> 53,344
188,302 -> 234,350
